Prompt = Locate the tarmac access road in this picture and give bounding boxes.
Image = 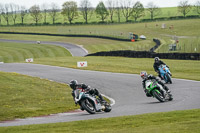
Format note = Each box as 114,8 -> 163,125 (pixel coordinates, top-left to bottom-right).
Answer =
0,39 -> 88,57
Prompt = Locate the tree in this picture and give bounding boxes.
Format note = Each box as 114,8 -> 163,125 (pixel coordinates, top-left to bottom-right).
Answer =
20,6 -> 28,25
194,1 -> 200,15
178,0 -> 192,17
146,2 -> 161,20
10,3 -> 19,25
132,1 -> 144,22
2,4 -> 10,25
41,3 -> 49,24
115,0 -> 121,22
49,3 -> 59,24
95,1 -> 109,22
80,0 -> 93,24
0,4 -> 3,25
29,5 -> 42,25
61,1 -> 78,24
106,0 -> 115,23
121,0 -> 134,22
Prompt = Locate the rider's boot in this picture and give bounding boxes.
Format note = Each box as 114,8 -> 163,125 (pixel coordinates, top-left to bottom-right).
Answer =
164,86 -> 171,93
99,95 -> 107,104
145,90 -> 152,97
159,74 -> 163,80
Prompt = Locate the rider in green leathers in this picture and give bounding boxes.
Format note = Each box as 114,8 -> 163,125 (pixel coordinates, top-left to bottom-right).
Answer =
140,71 -> 170,97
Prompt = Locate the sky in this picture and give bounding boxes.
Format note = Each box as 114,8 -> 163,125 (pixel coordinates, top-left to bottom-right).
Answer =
0,0 -> 198,9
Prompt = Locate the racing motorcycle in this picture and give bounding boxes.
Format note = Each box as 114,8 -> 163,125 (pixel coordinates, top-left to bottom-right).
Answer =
158,64 -> 172,84
74,88 -> 112,114
145,79 -> 173,102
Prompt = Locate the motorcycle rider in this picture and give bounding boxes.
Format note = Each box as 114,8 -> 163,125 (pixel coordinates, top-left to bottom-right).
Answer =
69,80 -> 106,104
153,57 -> 170,79
140,71 -> 171,97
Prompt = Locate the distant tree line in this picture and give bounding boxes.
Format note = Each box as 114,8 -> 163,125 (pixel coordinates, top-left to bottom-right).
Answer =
0,0 -> 200,26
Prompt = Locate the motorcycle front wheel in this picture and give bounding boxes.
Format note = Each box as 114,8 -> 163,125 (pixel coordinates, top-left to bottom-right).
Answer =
104,103 -> 112,112
81,99 -> 96,114
152,90 -> 165,102
166,74 -> 172,84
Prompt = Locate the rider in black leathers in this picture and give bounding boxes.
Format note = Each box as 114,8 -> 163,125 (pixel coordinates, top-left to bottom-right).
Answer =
140,71 -> 170,97
69,80 -> 106,104
153,57 -> 169,79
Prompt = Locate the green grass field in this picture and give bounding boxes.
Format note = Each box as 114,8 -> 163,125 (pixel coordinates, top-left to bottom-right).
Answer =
1,19 -> 200,53
0,71 -> 78,121
0,109 -> 200,133
156,37 -> 200,53
1,19 -> 200,37
0,42 -> 71,62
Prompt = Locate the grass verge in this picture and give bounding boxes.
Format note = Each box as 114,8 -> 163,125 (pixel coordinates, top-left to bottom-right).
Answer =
0,109 -> 200,133
0,71 -> 78,121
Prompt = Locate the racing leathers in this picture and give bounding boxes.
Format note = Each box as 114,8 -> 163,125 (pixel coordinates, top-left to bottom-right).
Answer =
142,74 -> 170,97
71,83 -> 105,104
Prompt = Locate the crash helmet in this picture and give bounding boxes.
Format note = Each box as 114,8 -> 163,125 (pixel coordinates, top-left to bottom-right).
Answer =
69,80 -> 78,90
154,57 -> 160,62
140,71 -> 147,79
81,83 -> 88,89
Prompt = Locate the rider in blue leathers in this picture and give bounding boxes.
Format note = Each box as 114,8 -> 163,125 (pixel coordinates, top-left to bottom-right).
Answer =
153,57 -> 170,79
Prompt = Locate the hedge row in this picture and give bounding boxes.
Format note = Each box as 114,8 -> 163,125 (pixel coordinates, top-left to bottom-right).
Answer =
0,32 -> 130,42
0,15 -> 199,27
149,38 -> 161,52
87,50 -> 200,60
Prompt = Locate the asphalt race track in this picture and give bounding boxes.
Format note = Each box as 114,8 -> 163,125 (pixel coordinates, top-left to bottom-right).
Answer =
0,39 -> 88,57
0,63 -> 200,127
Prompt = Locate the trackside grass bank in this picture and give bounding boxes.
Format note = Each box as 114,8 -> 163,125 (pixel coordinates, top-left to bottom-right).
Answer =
0,109 -> 200,133
0,42 -> 71,63
0,71 -> 78,121
1,19 -> 200,37
33,56 -> 200,81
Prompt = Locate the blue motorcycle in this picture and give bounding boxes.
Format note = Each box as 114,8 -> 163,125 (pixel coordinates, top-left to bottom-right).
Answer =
158,64 -> 172,84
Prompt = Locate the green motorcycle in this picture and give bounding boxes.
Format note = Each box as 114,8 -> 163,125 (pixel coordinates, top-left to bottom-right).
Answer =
145,79 -> 173,102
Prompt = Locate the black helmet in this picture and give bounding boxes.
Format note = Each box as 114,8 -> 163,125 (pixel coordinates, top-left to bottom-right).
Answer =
81,84 -> 88,89
140,71 -> 147,79
154,57 -> 160,62
69,80 -> 78,90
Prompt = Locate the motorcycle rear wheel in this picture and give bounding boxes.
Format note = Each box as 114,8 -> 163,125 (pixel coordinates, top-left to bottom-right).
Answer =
152,90 -> 165,102
81,99 -> 96,114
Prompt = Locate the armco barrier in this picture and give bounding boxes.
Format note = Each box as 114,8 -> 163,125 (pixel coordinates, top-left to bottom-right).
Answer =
87,50 -> 200,60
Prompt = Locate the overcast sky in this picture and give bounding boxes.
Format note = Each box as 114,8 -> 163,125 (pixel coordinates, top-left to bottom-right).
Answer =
0,0 -> 198,8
